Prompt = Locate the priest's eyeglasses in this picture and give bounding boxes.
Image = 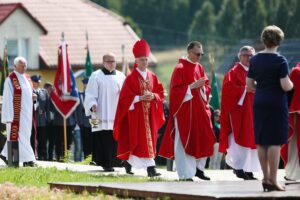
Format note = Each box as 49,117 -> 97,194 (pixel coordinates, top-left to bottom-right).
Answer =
193,52 -> 204,57
105,60 -> 116,63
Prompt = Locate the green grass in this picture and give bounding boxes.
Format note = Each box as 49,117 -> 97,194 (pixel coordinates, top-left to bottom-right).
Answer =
0,167 -> 149,187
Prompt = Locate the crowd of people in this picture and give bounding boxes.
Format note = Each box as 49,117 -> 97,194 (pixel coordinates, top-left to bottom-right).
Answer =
0,25 -> 299,192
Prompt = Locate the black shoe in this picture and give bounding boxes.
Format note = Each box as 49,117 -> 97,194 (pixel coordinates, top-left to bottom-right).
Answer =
122,161 -> 134,175
284,176 -> 295,181
233,169 -> 251,180
23,161 -> 37,167
103,167 -> 115,172
245,172 -> 257,180
0,154 -> 8,165
89,161 -> 97,166
195,169 -> 210,180
179,178 -> 193,181
147,166 -> 161,177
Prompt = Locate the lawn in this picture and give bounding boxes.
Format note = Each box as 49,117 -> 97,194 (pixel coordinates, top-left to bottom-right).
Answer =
0,167 -> 152,199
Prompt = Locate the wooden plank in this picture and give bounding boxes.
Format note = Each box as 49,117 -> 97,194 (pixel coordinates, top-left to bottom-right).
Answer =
49,181 -> 300,200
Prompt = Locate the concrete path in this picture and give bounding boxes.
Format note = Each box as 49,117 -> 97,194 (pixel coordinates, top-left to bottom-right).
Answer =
0,159 -> 287,182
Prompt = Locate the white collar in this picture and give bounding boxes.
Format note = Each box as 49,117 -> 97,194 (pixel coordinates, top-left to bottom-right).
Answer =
136,68 -> 147,80
239,62 -> 249,71
14,70 -> 23,76
184,56 -> 197,64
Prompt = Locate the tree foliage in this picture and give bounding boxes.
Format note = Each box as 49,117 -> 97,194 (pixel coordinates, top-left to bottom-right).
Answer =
91,0 -> 300,49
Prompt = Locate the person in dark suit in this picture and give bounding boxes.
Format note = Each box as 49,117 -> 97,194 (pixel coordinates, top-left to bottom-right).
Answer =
75,77 -> 92,159
31,75 -> 49,160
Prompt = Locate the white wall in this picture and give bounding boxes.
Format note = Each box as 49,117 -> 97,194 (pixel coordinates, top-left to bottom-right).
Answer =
0,8 -> 44,69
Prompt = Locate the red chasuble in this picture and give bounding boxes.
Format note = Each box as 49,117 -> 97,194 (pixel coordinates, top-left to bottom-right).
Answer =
219,63 -> 256,152
281,62 -> 300,165
159,59 -> 215,159
113,68 -> 165,160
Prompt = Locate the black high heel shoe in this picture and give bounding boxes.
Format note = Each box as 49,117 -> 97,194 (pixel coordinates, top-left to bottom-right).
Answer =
268,184 -> 286,191
262,183 -> 272,192
262,182 -> 286,192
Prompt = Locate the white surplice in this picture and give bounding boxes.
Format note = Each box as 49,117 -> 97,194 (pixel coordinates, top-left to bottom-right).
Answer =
84,69 -> 125,132
1,71 -> 36,162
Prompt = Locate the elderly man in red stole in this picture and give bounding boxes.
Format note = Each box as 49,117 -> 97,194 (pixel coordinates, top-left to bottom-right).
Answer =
219,46 -> 260,180
281,62 -> 300,181
159,41 -> 215,181
113,39 -> 165,177
0,57 -> 36,167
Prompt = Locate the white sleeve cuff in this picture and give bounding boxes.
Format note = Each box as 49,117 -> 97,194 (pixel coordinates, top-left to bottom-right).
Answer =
129,96 -> 140,110
183,86 -> 193,102
238,87 -> 247,106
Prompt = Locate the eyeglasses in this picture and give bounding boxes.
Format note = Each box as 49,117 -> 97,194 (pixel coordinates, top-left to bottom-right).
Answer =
240,54 -> 253,57
192,52 -> 204,57
105,60 -> 116,63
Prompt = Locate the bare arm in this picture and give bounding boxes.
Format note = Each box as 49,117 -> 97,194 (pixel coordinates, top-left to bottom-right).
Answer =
246,77 -> 256,91
280,75 -> 293,92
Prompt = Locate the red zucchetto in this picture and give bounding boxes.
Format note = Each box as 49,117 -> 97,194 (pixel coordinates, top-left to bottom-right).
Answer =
132,39 -> 151,58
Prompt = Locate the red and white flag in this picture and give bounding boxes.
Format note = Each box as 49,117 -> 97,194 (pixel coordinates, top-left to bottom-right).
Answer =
51,41 -> 79,118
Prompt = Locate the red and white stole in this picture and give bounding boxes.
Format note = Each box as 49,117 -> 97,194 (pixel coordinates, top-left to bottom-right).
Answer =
9,72 -> 32,141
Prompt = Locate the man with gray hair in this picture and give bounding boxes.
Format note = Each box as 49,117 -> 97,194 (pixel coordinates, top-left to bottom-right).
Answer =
0,57 -> 36,167
219,46 -> 261,180
84,53 -> 125,171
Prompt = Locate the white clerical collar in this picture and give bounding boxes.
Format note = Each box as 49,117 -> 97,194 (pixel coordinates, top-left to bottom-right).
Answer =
14,70 -> 23,76
183,56 -> 197,64
239,62 -> 249,71
136,68 -> 148,80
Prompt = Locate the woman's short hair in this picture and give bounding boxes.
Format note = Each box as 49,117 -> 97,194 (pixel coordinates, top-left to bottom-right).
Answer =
261,25 -> 284,48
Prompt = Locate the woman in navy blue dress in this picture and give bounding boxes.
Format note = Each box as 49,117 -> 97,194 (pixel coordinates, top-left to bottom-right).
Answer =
246,25 -> 293,192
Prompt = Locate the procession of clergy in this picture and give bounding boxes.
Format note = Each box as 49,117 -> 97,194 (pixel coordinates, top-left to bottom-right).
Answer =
1,25 -> 300,186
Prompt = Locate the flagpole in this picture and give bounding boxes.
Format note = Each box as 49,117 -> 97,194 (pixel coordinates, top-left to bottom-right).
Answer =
61,32 -> 68,159
209,51 -> 214,80
121,44 -> 125,74
63,117 -> 67,159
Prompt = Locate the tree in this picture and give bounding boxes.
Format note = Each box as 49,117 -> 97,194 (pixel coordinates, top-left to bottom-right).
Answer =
216,0 -> 241,40
274,0 -> 298,37
287,1 -> 300,37
241,0 -> 267,38
188,1 -> 216,42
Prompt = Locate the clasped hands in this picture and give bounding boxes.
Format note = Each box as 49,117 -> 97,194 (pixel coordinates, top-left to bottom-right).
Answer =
139,91 -> 155,101
190,77 -> 206,89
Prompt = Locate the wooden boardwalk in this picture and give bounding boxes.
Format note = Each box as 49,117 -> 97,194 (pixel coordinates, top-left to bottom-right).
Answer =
49,181 -> 300,200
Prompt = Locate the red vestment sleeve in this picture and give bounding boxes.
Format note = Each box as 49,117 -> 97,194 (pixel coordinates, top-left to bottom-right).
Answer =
281,63 -> 300,165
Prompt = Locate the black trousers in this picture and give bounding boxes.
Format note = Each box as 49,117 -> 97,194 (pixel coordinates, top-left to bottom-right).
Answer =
93,130 -> 120,168
37,126 -> 47,160
80,126 -> 92,158
46,122 -> 55,161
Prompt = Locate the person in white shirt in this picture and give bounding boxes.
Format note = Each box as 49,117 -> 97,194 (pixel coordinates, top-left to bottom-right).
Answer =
84,53 -> 125,172
0,57 -> 36,167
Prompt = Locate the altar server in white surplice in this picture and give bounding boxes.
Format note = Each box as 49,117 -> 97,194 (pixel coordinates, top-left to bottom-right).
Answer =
0,57 -> 36,166
84,53 -> 125,172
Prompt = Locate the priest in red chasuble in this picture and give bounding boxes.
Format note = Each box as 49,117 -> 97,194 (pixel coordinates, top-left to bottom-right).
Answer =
219,46 -> 260,180
113,39 -> 165,177
281,62 -> 300,180
159,41 -> 215,181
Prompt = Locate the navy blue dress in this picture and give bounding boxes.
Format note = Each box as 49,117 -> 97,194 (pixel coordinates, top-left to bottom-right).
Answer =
247,53 -> 289,145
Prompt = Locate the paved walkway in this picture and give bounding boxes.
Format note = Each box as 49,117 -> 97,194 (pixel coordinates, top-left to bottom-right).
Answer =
0,159 -> 287,182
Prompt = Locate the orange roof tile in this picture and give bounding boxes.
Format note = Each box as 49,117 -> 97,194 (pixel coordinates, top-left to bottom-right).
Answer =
0,0 -> 156,68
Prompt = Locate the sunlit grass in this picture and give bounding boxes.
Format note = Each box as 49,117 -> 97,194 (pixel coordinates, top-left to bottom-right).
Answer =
0,167 -> 148,187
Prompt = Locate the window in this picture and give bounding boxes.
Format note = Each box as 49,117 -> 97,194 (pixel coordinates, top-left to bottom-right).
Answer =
6,38 -> 29,68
